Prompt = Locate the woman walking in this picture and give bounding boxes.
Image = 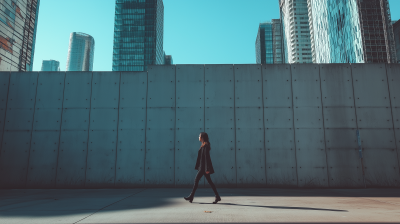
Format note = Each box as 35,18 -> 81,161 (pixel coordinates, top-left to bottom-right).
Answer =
184,132 -> 221,204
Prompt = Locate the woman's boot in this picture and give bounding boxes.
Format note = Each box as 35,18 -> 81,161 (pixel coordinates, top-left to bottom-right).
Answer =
212,195 -> 221,204
184,194 -> 194,203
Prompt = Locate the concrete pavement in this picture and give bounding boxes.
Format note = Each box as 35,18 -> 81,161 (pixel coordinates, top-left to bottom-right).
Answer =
0,188 -> 399,223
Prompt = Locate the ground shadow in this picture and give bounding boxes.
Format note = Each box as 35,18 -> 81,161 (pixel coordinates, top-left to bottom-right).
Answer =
196,202 -> 348,212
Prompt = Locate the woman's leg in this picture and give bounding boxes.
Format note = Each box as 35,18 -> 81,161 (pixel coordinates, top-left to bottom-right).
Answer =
204,174 -> 219,196
189,170 -> 204,197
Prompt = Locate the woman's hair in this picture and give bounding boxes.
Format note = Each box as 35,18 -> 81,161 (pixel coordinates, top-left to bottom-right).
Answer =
200,132 -> 211,149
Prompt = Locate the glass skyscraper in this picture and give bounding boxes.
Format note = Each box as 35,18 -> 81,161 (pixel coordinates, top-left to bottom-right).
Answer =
66,32 -> 95,71
0,0 -> 40,71
112,0 -> 164,72
308,0 -> 397,63
280,0 -> 313,64
164,54 -> 173,65
256,20 -> 284,64
393,20 -> 400,63
41,60 -> 60,71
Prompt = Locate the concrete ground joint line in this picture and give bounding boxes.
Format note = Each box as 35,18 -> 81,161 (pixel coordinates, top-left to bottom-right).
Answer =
73,188 -> 148,224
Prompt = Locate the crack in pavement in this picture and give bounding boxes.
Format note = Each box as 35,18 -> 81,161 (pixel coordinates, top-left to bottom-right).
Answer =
73,188 -> 148,224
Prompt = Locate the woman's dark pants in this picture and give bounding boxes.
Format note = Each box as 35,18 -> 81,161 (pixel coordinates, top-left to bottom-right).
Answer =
189,170 -> 219,197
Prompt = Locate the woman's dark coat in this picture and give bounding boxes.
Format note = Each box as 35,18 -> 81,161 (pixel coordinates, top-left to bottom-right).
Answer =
194,144 -> 215,174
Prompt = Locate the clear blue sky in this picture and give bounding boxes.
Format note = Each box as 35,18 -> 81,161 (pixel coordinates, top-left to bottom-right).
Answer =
32,0 -> 400,71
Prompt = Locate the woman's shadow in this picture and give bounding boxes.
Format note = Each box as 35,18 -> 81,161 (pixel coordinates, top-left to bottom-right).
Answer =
196,202 -> 348,212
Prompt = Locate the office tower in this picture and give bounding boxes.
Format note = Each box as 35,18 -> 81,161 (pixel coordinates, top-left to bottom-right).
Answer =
308,0 -> 397,63
41,60 -> 60,71
279,0 -> 313,64
164,54 -> 173,65
255,19 -> 284,64
393,20 -> 400,63
112,0 -> 164,71
0,0 -> 40,71
66,32 -> 95,71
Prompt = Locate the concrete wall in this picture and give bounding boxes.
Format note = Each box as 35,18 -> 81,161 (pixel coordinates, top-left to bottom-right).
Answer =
0,64 -> 399,189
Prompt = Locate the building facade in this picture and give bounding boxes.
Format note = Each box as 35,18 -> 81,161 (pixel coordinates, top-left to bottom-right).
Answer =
0,0 -> 40,71
256,20 -> 284,64
164,54 -> 173,65
112,0 -> 164,72
308,0 -> 397,63
66,32 -> 95,71
41,60 -> 60,71
280,0 -> 313,64
393,20 -> 400,63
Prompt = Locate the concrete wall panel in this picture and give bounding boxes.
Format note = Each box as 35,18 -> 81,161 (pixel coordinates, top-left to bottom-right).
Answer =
86,130 -> 117,187
320,64 -> 354,107
145,108 -> 175,186
176,65 -> 204,107
359,129 -> 396,149
89,108 -> 118,130
352,64 -> 390,107
0,72 -> 10,134
63,72 -> 92,108
363,148 -> 399,187
386,64 -> 400,107
265,129 -> 297,186
119,72 -> 147,108
357,108 -> 393,129
293,107 -> 323,129
115,72 -> 147,187
56,130 -> 88,188
393,108 -> 400,129
234,64 -> 262,107
358,129 -> 399,186
7,72 -> 38,108
292,65 -> 321,107
32,108 -> 62,130
5,72 -> 38,131
61,109 -> 90,130
86,72 -> 120,188
205,65 -> 235,187
4,109 -> 34,131
27,73 -> 64,188
35,72 -> 65,108
175,65 -> 204,186
325,129 -> 358,149
56,72 -> 91,188
91,72 -> 120,108
0,131 -> 31,188
116,129 -> 145,187
327,148 -> 363,188
0,72 -> 37,188
26,131 -> 59,188
235,107 -> 265,186
205,65 -> 234,107
264,108 -> 293,129
323,108 -> 357,129
324,129 -> 361,187
295,129 -> 328,187
148,65 -> 175,108
262,64 -> 292,107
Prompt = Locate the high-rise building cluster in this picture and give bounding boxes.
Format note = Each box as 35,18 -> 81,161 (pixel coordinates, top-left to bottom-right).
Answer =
1,0 -> 400,72
257,0 -> 400,64
0,0 -> 173,72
